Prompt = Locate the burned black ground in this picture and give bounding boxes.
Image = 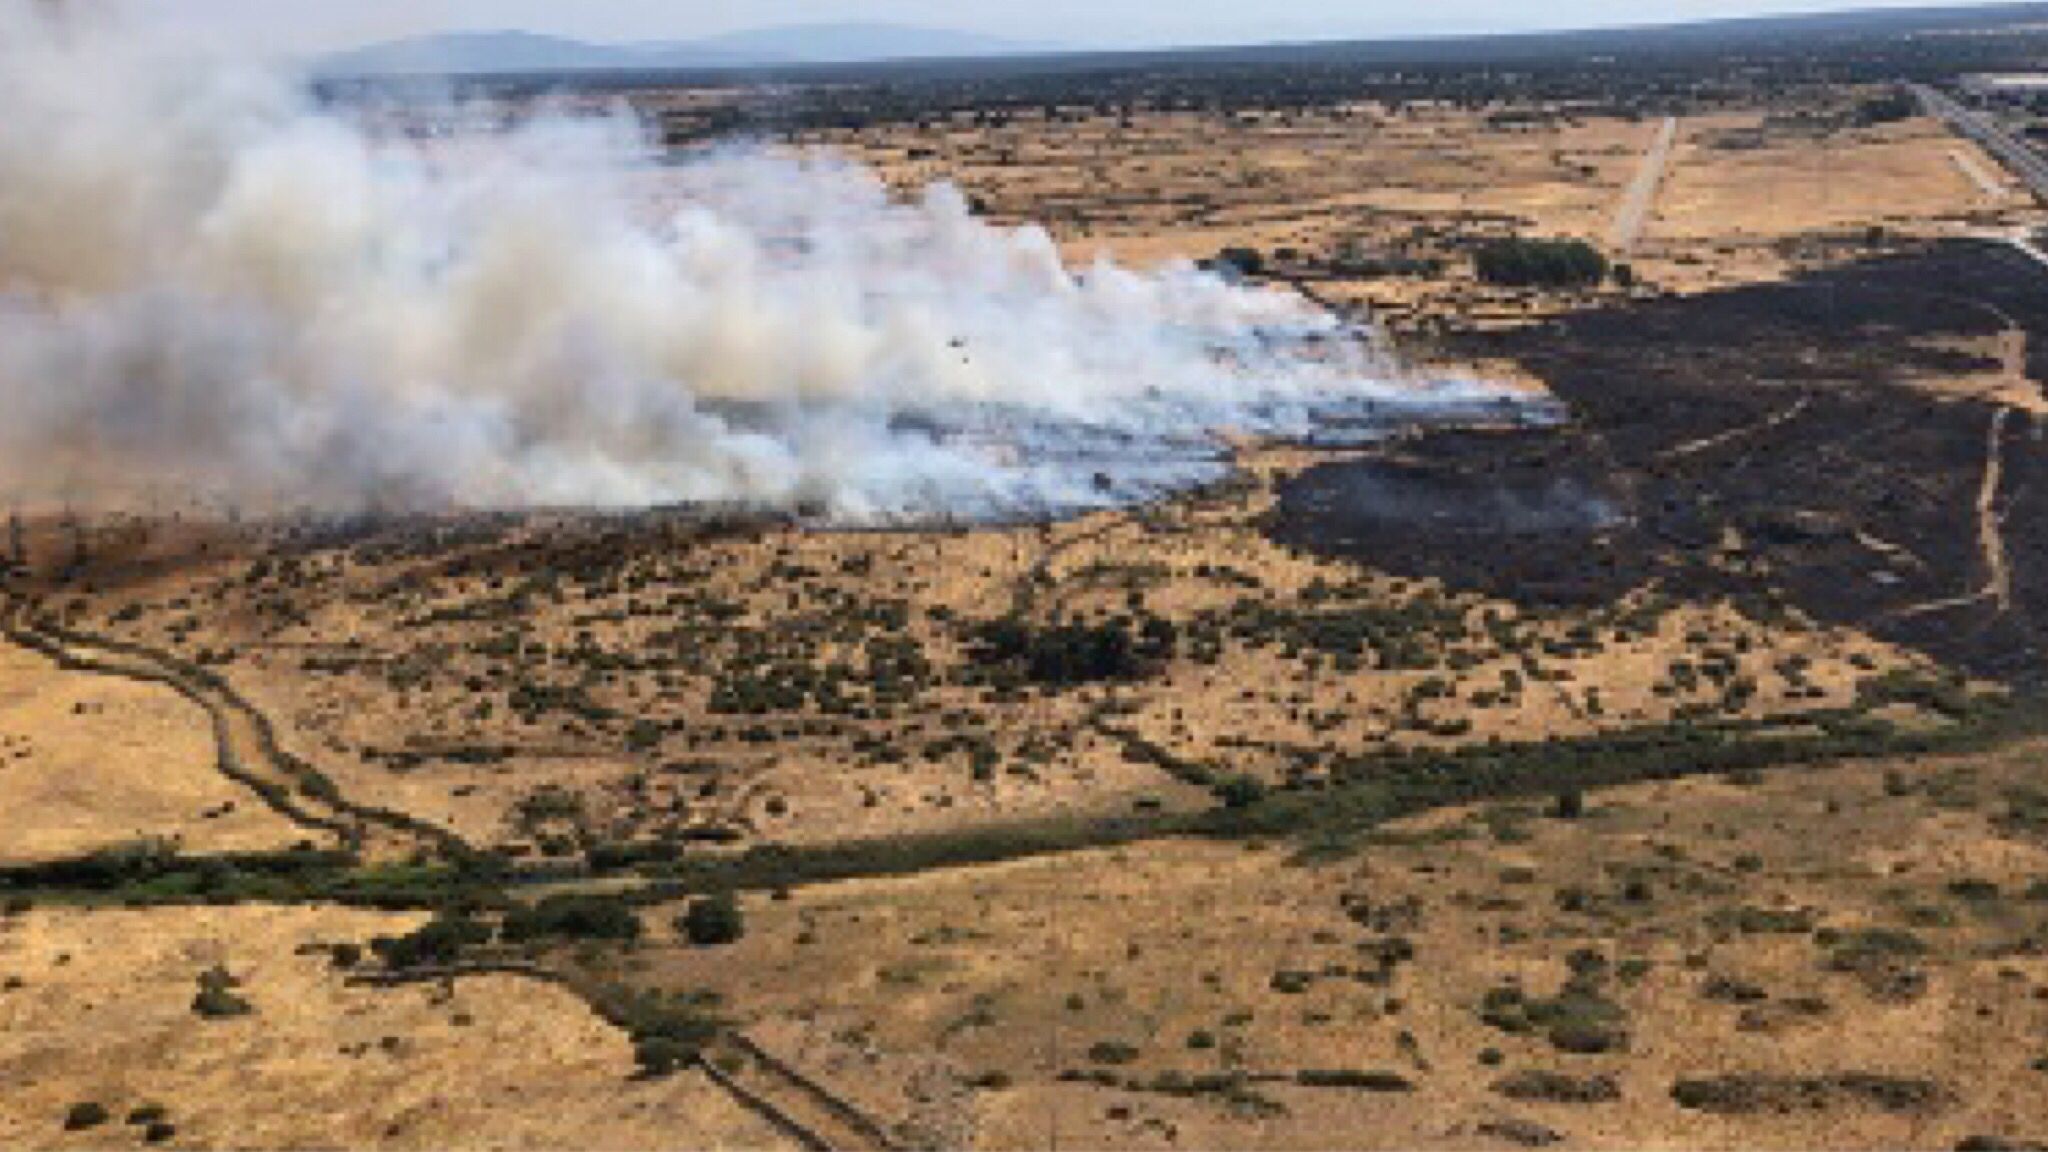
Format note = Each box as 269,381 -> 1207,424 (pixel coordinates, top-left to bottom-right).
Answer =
1269,241 -> 2048,682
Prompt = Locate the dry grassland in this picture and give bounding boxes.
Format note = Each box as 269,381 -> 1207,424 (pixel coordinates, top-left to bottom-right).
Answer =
802,97 -> 2045,332
619,737 -> 2048,1150
0,641 -> 306,863
0,905 -> 786,1150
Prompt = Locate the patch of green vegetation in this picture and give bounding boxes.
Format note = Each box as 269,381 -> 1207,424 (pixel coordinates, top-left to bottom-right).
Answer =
677,893 -> 746,947
501,894 -> 643,943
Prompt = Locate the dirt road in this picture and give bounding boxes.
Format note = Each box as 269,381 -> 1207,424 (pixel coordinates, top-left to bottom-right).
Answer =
1609,116 -> 1679,254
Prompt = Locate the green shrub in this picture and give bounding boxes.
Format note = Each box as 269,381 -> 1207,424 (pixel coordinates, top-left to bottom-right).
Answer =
1216,775 -> 1269,810
372,911 -> 492,967
63,1102 -> 109,1131
678,894 -> 745,947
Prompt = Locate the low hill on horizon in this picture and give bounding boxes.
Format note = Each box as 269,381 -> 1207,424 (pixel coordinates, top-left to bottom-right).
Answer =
315,23 -> 1050,78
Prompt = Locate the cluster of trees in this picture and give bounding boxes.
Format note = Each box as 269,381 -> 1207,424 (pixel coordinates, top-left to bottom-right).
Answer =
1474,237 -> 1610,288
501,893 -> 643,943
1855,90 -> 1917,125
971,615 -> 1177,685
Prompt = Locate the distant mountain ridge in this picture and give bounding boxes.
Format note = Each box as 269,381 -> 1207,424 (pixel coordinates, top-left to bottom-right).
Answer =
314,3 -> 2048,81
316,23 -> 1049,78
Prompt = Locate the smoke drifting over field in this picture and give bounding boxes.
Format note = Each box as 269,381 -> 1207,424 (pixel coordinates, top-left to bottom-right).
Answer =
0,4 -> 1523,522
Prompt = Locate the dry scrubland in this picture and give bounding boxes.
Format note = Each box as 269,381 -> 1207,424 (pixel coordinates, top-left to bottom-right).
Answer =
3,78 -> 2047,1151
27,445 -> 1926,858
806,93 -> 2042,329
624,735 -> 2048,1150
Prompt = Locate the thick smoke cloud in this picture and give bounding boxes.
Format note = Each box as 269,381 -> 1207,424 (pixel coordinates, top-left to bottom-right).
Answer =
0,3 -> 1522,522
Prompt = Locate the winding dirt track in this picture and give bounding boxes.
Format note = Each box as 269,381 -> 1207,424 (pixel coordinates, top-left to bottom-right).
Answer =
1884,404 -> 2017,623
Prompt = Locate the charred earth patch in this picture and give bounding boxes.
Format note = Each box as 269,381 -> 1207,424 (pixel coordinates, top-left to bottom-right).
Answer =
1271,241 -> 2048,682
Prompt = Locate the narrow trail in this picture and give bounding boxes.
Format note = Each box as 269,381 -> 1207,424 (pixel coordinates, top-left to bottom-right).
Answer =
1885,405 -> 2016,622
1950,148 -> 2010,199
0,594 -> 466,862
1658,396 -> 1813,461
1609,116 -> 1679,255
700,1033 -> 898,1152
1980,406 -> 2016,614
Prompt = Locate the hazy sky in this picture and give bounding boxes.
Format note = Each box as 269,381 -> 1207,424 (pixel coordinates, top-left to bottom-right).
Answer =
122,0 -> 2040,56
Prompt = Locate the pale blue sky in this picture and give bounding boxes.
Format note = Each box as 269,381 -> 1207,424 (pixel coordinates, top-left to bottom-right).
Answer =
125,0 -> 2040,56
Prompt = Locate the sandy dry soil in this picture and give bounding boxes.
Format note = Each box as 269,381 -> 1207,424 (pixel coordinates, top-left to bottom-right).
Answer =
0,905 -> 788,1150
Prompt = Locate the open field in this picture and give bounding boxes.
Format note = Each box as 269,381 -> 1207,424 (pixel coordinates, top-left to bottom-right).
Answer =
801,94 -> 2044,331
578,735 -> 2048,1150
0,905 -> 784,1150
0,640 -> 308,863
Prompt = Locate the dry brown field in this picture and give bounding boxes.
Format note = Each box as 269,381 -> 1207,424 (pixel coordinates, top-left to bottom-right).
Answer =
0,905 -> 782,1149
625,735 -> 2048,1151
801,94 -> 2045,331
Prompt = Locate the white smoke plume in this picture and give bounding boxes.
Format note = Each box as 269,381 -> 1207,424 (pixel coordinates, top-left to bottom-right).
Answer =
0,3 -> 1526,522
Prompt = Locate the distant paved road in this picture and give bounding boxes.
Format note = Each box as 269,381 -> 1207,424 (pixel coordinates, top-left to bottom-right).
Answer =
1608,116 -> 1679,255
1914,83 -> 2048,203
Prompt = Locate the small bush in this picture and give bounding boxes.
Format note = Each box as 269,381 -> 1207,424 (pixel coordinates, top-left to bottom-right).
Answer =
64,1102 -> 109,1131
1495,1070 -> 1622,1103
1088,1041 -> 1140,1065
1294,1069 -> 1413,1092
678,894 -> 745,947
191,966 -> 253,1019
